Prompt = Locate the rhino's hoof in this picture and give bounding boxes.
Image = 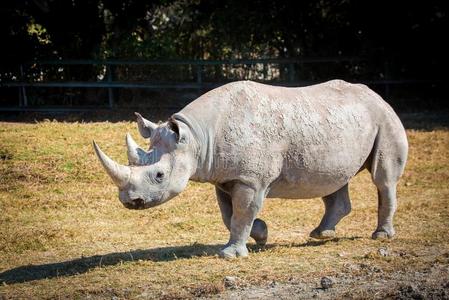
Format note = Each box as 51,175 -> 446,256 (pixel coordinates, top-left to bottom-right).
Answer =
251,218 -> 268,246
310,228 -> 336,240
372,230 -> 395,240
219,244 -> 249,259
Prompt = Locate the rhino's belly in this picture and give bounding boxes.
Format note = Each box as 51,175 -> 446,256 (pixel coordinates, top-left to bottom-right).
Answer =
267,173 -> 351,199
266,152 -> 369,199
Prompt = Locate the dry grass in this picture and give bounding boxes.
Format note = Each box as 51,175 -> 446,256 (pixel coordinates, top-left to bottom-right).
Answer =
0,116 -> 448,299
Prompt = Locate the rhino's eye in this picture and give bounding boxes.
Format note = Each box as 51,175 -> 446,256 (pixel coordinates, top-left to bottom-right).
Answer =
155,171 -> 164,183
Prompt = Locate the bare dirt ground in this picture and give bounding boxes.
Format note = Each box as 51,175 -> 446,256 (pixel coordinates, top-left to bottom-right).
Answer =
0,112 -> 448,299
217,256 -> 449,299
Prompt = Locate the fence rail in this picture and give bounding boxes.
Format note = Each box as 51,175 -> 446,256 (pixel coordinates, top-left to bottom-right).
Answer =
31,57 -> 361,65
0,58 -> 441,111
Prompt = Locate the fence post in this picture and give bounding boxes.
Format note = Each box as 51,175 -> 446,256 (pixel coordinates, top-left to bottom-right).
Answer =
107,64 -> 114,108
18,84 -> 22,107
19,64 -> 28,107
384,61 -> 390,99
196,65 -> 202,87
263,62 -> 268,80
288,63 -> 295,83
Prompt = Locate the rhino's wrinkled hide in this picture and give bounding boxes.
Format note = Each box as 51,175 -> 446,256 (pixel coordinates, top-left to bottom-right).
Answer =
94,80 -> 408,258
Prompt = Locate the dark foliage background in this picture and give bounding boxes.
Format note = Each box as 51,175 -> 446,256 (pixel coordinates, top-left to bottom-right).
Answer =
0,0 -> 447,109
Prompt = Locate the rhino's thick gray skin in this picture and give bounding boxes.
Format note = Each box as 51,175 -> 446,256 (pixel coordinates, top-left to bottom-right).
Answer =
93,80 -> 408,258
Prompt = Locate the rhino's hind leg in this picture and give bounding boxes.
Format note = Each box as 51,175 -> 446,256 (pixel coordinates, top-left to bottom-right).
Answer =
370,157 -> 404,239
372,185 -> 397,239
216,186 -> 268,247
310,184 -> 351,239
250,219 -> 268,246
369,128 -> 407,240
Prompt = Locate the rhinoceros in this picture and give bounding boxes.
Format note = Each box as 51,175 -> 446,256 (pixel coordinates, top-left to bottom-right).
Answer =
93,80 -> 408,258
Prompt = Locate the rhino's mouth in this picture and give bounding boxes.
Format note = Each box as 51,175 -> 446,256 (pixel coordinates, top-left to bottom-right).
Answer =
123,197 -> 162,210
123,198 -> 145,210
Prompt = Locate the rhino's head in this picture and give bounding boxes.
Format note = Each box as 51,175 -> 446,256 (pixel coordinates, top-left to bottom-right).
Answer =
93,113 -> 197,210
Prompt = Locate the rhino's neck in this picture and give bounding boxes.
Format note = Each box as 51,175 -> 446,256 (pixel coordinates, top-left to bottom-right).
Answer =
172,112 -> 215,183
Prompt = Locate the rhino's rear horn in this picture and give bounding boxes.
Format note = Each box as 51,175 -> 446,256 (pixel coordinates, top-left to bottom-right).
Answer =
93,141 -> 131,188
126,133 -> 148,166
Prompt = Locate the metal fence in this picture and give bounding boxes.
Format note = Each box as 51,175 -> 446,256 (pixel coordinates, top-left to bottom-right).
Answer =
0,58 -> 439,111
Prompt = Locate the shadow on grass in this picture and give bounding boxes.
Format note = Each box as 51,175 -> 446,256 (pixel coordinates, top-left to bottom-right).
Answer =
0,236 -> 362,284
0,243 -> 221,284
250,236 -> 363,252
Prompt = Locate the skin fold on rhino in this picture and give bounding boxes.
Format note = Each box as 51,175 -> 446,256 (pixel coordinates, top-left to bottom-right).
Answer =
93,80 -> 408,258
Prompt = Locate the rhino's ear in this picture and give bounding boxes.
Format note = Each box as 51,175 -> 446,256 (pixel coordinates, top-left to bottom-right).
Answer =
135,112 -> 157,138
168,117 -> 188,144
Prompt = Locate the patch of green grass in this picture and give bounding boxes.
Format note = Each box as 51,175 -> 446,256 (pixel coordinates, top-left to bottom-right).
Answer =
0,119 -> 448,298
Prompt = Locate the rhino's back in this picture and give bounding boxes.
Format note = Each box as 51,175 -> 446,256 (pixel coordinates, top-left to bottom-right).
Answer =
181,80 -> 396,198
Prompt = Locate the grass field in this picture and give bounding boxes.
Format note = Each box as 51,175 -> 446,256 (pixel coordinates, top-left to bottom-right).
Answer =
0,114 -> 448,299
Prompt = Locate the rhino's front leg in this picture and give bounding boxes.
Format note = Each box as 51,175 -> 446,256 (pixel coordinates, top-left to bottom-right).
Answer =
216,186 -> 268,246
219,183 -> 264,259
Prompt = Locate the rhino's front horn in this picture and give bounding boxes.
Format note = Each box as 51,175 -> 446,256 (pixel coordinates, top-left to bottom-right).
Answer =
126,133 -> 148,166
93,141 -> 131,188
